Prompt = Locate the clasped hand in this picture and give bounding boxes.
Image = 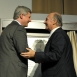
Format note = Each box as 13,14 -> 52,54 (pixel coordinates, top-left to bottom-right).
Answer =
20,48 -> 35,58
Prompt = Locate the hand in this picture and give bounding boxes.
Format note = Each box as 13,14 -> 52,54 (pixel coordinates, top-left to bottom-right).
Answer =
20,48 -> 35,58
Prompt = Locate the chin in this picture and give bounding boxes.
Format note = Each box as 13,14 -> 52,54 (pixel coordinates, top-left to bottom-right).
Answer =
24,24 -> 28,27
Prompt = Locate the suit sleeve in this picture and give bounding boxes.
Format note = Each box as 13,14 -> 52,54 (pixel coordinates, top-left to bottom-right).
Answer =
13,26 -> 28,53
34,33 -> 67,63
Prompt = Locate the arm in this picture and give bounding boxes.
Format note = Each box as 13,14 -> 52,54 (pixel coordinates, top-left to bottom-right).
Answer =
21,33 -> 67,63
13,26 -> 28,53
35,33 -> 67,63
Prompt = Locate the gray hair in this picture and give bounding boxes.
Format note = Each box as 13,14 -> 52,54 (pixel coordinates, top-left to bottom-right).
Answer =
53,13 -> 62,27
13,6 -> 31,19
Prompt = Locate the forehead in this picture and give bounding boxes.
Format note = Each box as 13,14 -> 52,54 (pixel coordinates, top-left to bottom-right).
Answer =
46,13 -> 53,20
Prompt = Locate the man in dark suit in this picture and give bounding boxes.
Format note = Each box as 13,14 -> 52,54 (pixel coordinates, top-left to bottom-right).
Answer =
21,12 -> 76,77
0,6 -> 31,77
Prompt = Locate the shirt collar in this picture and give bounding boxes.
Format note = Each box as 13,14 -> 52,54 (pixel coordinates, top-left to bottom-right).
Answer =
14,20 -> 21,25
49,27 -> 60,39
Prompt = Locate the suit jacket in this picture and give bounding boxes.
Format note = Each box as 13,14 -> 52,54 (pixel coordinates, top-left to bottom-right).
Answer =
0,21 -> 28,77
34,28 -> 76,77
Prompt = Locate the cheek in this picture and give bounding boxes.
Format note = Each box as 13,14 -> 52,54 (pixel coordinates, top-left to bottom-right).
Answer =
23,19 -> 27,25
25,19 -> 28,24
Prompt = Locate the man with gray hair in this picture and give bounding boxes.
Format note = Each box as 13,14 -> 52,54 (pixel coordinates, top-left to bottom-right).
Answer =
0,6 -> 31,77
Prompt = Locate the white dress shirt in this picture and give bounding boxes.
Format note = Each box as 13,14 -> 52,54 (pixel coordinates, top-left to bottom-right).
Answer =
48,27 -> 60,39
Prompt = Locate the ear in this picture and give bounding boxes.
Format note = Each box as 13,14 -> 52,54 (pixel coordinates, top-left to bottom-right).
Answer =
53,19 -> 57,25
20,14 -> 24,19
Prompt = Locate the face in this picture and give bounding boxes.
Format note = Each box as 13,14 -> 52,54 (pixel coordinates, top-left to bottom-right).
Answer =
21,12 -> 31,27
44,13 -> 55,31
